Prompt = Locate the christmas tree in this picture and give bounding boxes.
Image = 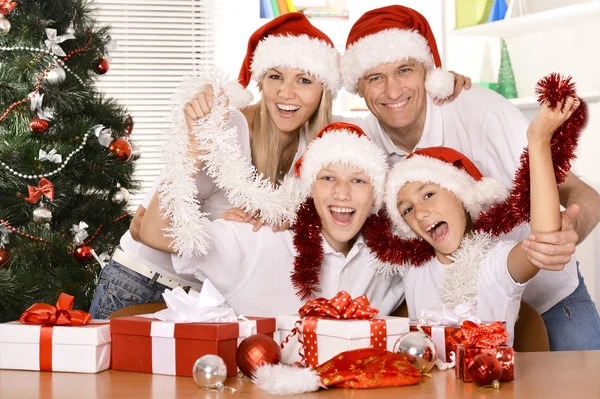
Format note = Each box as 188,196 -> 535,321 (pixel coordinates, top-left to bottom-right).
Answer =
0,0 -> 138,321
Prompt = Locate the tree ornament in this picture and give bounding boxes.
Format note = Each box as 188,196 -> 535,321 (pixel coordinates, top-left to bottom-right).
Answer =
236,334 -> 281,378
0,247 -> 9,268
123,114 -> 134,136
32,202 -> 52,225
30,118 -> 49,134
467,353 -> 502,387
109,184 -> 130,207
94,58 -> 109,75
46,65 -> 66,85
0,15 -> 10,35
192,354 -> 231,391
73,244 -> 94,264
108,138 -> 132,161
393,331 -> 438,373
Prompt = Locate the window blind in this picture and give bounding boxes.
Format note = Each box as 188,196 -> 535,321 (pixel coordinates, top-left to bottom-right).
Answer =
93,0 -> 221,207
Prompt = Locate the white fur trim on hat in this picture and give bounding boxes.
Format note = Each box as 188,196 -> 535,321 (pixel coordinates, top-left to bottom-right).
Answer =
341,29 -> 454,99
299,129 -> 389,212
254,363 -> 322,395
384,155 -> 508,238
251,34 -> 341,94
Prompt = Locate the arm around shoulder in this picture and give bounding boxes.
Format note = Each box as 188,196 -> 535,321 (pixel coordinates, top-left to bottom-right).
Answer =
139,189 -> 175,253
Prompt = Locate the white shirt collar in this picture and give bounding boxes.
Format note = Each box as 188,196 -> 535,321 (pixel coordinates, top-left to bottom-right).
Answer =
321,233 -> 366,256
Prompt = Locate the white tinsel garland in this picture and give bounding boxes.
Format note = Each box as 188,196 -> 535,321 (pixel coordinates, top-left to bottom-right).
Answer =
158,66 -> 253,257
442,231 -> 498,308
370,250 -> 408,278
159,66 -> 303,257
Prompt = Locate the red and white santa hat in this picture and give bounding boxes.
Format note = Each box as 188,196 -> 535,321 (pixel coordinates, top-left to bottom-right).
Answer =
385,147 -> 508,238
293,122 -> 389,212
238,12 -> 341,95
341,5 -> 454,99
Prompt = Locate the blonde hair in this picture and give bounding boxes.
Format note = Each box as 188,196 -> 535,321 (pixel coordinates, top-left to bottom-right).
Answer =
249,81 -> 333,185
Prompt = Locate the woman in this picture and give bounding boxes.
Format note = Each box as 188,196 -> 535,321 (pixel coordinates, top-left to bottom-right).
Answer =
88,13 -> 341,318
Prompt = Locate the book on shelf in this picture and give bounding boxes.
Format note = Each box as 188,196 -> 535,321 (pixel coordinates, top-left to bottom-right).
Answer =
276,0 -> 289,14
270,0 -> 281,17
301,8 -> 349,19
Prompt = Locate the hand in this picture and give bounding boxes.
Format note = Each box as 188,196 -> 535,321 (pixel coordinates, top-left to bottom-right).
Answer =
527,96 -> 580,144
433,71 -> 472,106
220,208 -> 265,232
521,204 -> 580,270
184,84 -> 229,132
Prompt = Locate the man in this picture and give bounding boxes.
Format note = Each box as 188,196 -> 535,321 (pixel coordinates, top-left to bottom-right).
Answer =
338,5 -> 600,350
139,122 -> 404,316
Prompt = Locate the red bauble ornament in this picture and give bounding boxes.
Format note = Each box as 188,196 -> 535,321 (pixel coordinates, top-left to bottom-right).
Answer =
467,353 -> 503,386
30,118 -> 49,134
0,248 -> 10,268
236,334 -> 281,378
108,138 -> 132,161
74,244 -> 94,264
94,58 -> 109,74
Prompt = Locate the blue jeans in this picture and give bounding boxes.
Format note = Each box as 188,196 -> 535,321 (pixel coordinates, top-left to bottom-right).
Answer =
541,264 -> 600,351
89,259 -> 167,319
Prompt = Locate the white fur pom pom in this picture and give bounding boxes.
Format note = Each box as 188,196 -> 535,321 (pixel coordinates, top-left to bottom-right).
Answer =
253,364 -> 322,395
222,79 -> 254,109
475,177 -> 508,211
424,69 -> 455,100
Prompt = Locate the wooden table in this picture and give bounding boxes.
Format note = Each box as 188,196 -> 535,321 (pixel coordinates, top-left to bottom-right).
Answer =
2,351 -> 599,398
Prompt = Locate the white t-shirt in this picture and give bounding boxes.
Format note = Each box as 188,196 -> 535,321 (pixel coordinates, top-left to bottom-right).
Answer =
339,85 -> 579,314
404,239 -> 527,344
119,108 -> 310,285
172,220 -> 405,317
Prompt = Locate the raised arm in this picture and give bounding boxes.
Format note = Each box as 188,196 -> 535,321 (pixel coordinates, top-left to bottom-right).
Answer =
508,96 -> 580,282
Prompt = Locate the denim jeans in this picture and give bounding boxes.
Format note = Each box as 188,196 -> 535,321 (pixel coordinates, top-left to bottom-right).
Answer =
89,259 -> 167,319
541,264 -> 600,351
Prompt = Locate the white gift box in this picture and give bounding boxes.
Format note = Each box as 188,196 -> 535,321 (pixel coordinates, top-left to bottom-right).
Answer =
278,315 -> 410,367
0,320 -> 111,373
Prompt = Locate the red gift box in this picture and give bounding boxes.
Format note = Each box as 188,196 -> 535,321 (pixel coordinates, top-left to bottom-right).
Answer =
409,324 -> 463,363
455,344 -> 515,382
453,321 -> 514,382
110,316 -> 276,377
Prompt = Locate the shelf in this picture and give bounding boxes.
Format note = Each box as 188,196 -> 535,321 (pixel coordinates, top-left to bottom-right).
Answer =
509,91 -> 600,111
451,2 -> 600,38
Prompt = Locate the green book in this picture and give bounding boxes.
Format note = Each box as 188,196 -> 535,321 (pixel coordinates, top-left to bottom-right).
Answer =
270,0 -> 280,17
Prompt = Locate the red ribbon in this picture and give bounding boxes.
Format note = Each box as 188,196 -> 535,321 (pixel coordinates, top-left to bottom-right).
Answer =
460,321 -> 508,349
24,178 -> 55,204
299,291 -> 380,320
0,0 -> 17,15
19,293 -> 91,371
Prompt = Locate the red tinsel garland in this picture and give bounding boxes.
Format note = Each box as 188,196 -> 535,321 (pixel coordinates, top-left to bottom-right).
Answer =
291,199 -> 324,301
474,73 -> 586,234
366,73 -> 587,266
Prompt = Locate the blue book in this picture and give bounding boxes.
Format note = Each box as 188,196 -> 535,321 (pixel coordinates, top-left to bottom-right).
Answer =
488,0 -> 508,22
261,0 -> 274,18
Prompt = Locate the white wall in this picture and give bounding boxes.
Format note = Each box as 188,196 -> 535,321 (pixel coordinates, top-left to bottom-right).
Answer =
445,0 -> 600,305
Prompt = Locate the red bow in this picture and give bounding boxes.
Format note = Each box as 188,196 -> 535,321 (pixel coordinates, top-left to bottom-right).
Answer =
299,291 -> 379,320
19,293 -> 91,326
0,0 -> 16,15
25,178 -> 54,204
460,320 -> 508,348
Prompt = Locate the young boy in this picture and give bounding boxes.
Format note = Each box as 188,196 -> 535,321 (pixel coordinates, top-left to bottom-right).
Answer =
383,94 -> 580,342
139,122 -> 404,316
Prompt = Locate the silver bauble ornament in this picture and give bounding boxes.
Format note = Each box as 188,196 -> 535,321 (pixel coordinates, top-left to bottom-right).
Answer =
0,16 -> 10,36
32,203 -> 53,225
192,354 -> 228,391
393,331 -> 438,373
109,186 -> 130,207
129,141 -> 141,161
46,65 -> 66,85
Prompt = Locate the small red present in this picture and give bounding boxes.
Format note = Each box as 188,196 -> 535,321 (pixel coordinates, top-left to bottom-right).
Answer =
454,321 -> 514,382
110,315 -> 276,377
409,323 -> 463,363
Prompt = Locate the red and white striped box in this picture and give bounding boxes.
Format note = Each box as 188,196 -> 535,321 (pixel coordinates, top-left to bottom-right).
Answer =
110,315 -> 276,377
